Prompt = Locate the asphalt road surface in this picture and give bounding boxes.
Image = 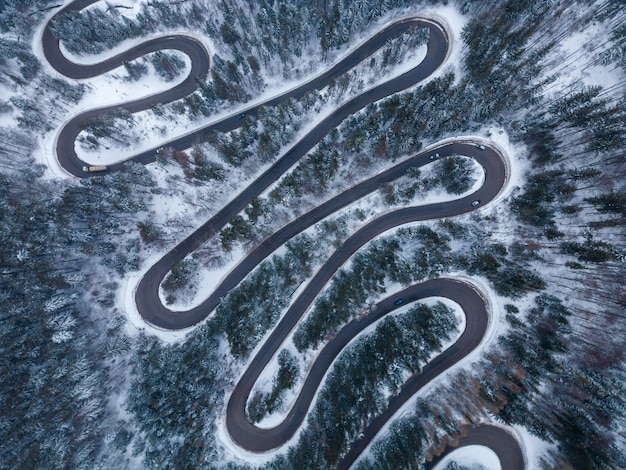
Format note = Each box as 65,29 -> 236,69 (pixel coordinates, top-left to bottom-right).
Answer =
44,2 -> 525,468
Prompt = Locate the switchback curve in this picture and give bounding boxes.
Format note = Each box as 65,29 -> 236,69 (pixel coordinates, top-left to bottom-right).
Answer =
424,424 -> 525,470
229,278 -> 490,454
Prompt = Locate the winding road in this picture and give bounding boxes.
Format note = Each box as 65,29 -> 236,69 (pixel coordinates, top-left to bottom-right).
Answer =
43,2 -> 525,468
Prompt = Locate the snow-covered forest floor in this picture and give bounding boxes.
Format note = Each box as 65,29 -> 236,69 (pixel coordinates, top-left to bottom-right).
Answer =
1,0 -> 624,469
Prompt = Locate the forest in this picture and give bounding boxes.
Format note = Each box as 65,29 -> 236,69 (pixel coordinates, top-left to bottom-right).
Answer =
0,0 -> 625,469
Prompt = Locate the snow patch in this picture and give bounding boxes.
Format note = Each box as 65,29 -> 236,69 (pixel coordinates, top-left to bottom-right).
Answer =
432,445 -> 501,470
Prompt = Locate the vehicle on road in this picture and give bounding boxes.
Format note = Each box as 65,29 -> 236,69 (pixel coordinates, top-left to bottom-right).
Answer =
238,113 -> 246,119
471,200 -> 480,207
82,165 -> 108,172
394,299 -> 404,305
430,153 -> 439,160
476,144 -> 485,150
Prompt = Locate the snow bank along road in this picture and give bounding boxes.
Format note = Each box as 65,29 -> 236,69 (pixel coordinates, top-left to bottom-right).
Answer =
44,1 -> 525,468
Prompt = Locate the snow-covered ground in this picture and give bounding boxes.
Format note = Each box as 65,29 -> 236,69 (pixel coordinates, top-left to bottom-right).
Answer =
32,0 -> 525,447
551,24 -> 626,93
102,6 -> 532,463
428,422 -> 554,470
432,445 -> 501,470
17,1 -> 597,468
428,424 -> 553,470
